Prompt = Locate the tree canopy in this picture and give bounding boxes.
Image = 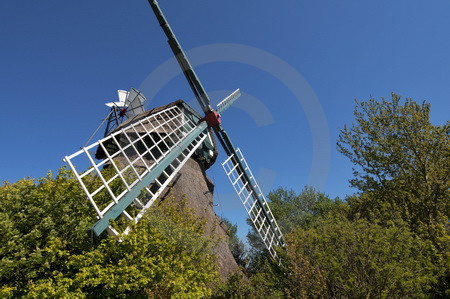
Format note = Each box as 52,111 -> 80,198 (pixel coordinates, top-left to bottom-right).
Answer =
283,217 -> 440,298
337,94 -> 449,239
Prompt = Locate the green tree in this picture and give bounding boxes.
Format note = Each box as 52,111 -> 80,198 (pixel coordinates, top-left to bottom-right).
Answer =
337,94 -> 450,240
212,261 -> 284,299
246,186 -> 341,269
337,94 -> 450,295
221,218 -> 247,268
0,168 -> 219,297
268,186 -> 341,233
220,209 -> 440,298
215,94 -> 449,298
283,217 -> 440,298
0,170 -> 96,296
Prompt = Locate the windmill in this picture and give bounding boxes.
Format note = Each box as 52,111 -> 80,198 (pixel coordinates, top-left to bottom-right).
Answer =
64,0 -> 285,260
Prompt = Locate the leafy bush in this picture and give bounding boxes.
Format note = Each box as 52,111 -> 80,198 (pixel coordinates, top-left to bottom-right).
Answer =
284,217 -> 440,298
0,168 -> 219,297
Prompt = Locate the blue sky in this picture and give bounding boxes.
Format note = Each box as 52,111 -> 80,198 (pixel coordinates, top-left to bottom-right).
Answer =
1,1 -> 449,238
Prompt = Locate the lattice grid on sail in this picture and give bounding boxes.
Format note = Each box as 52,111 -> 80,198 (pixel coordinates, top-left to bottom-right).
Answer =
222,149 -> 285,259
65,105 -> 208,236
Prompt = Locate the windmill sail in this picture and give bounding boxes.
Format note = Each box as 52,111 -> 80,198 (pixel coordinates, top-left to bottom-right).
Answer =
148,0 -> 211,114
64,101 -> 212,236
216,89 -> 241,115
222,148 -> 285,259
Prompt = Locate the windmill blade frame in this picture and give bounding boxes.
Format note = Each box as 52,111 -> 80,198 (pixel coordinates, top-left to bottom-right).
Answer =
117,89 -> 129,104
64,101 -> 212,236
216,89 -> 241,115
222,148 -> 285,259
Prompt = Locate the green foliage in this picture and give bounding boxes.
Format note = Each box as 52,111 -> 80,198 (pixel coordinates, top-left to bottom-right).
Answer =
216,95 -> 449,297
338,94 -> 450,295
220,197 -> 441,298
0,168 -> 219,297
0,169 -> 96,296
246,186 -> 341,270
212,263 -> 284,299
284,217 -> 440,298
221,218 -> 247,268
215,187 -> 339,295
268,186 -> 342,233
337,94 -> 450,238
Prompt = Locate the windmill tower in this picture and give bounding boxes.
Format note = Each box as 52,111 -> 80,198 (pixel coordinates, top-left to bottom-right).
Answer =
64,0 -> 285,275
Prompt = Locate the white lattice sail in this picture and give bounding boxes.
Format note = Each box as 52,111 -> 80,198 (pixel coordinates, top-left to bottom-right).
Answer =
222,148 -> 285,260
64,102 -> 212,236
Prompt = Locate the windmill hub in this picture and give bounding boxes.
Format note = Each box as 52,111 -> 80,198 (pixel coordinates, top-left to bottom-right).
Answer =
119,108 -> 127,117
203,110 -> 221,128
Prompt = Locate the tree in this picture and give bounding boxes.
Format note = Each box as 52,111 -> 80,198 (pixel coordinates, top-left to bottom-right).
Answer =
212,267 -> 285,299
0,170 -> 96,297
224,192 -> 440,298
337,94 -> 449,240
283,217 -> 440,298
0,168 -> 219,297
268,186 -> 341,233
220,218 -> 247,268
246,186 -> 341,266
337,94 -> 450,295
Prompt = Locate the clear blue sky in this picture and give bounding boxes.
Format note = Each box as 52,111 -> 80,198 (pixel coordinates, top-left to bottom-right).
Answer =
1,1 -> 449,238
